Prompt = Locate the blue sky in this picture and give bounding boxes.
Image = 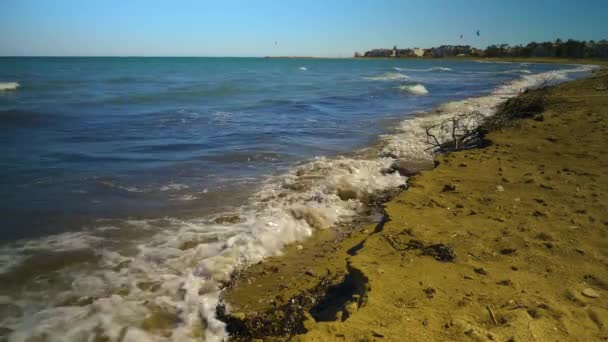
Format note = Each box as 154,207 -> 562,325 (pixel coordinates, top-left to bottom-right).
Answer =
0,0 -> 606,57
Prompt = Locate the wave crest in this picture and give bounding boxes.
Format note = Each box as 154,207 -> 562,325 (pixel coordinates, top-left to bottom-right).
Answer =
394,67 -> 452,72
365,72 -> 409,81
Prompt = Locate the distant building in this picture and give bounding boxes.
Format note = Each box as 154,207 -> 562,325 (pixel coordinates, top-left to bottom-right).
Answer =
427,45 -> 472,58
413,48 -> 425,57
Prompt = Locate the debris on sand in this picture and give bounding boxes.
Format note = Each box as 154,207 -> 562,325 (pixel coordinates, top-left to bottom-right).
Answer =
422,244 -> 456,262
581,288 -> 600,298
384,237 -> 456,262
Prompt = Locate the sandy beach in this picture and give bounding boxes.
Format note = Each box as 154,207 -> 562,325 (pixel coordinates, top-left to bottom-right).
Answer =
219,67 -> 608,341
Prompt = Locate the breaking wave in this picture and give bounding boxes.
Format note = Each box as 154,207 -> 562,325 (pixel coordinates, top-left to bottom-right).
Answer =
0,82 -> 19,91
160,183 -> 190,191
397,84 -> 429,95
0,64 -> 598,342
365,72 -> 409,81
394,66 -> 452,72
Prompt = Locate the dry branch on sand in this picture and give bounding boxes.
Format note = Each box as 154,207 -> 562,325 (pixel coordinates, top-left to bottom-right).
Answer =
424,87 -> 547,154
423,112 -> 486,154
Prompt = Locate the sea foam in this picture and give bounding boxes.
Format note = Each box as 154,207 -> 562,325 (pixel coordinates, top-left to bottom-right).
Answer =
0,82 -> 19,91
394,66 -> 452,72
0,64 -> 598,342
398,84 -> 429,95
365,72 -> 409,81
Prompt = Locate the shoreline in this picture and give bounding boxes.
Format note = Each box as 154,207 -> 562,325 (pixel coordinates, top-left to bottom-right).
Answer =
219,69 -> 608,340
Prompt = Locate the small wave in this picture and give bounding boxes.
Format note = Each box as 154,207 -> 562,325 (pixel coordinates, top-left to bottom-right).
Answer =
473,69 -> 536,75
172,194 -> 198,201
160,183 -> 190,191
299,66 -> 307,71
394,67 -> 452,72
365,72 -> 409,81
398,84 -> 429,95
0,82 -> 19,91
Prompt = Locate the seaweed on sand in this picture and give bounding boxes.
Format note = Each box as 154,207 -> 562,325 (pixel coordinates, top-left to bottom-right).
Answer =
216,263 -> 369,340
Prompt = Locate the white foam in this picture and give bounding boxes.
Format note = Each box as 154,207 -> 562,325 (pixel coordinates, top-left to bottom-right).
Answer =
0,63 -> 598,342
299,66 -> 307,71
0,82 -> 19,91
394,67 -> 452,72
365,72 -> 409,81
160,183 -> 190,191
398,84 -> 429,95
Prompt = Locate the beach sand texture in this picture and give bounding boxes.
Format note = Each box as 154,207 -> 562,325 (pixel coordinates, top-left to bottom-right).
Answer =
220,68 -> 608,341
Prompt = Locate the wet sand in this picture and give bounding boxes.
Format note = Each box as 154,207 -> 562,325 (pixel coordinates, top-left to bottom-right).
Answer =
220,68 -> 608,341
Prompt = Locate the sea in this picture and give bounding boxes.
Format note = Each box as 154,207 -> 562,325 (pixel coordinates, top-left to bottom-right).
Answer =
0,57 -> 595,341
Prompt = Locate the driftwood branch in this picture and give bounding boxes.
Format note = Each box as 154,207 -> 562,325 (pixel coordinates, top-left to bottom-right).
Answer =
424,112 -> 486,154
424,83 -> 550,155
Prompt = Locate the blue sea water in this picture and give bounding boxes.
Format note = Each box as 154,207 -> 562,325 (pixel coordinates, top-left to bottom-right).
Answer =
0,57 -> 594,340
0,57 -> 578,240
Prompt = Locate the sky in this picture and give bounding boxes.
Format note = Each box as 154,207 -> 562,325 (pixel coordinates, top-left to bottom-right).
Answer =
0,0 -> 607,57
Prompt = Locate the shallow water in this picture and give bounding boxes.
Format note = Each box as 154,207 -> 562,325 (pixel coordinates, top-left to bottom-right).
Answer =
0,57 -> 594,341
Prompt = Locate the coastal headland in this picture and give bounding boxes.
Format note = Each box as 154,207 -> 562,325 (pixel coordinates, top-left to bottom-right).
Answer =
219,67 -> 608,341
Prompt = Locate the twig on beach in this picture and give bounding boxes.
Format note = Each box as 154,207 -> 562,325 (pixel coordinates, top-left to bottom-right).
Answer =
486,305 -> 498,325
424,112 -> 486,154
467,252 -> 480,260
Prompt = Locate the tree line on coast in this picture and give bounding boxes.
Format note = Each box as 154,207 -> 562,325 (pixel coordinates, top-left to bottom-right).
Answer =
357,39 -> 608,59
